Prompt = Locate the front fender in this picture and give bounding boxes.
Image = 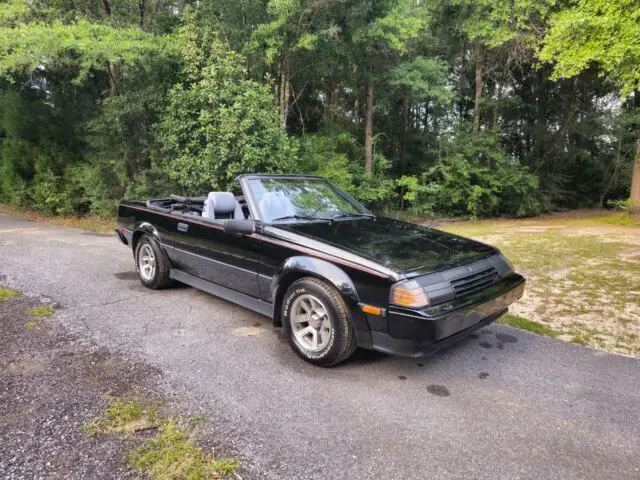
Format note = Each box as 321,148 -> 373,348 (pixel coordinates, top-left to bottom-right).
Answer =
271,256 -> 372,348
272,256 -> 360,305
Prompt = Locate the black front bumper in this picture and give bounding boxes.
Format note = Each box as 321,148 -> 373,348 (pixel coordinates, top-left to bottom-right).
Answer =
368,273 -> 525,357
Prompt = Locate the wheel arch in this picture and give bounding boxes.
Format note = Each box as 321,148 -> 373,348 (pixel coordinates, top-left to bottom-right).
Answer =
131,222 -> 160,254
271,256 -> 361,327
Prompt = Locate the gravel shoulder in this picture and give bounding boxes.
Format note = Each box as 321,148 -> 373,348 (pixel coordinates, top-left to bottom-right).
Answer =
0,292 -> 164,478
0,289 -> 237,479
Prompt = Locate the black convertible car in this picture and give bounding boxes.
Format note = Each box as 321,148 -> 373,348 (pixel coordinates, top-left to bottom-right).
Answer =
116,174 -> 524,366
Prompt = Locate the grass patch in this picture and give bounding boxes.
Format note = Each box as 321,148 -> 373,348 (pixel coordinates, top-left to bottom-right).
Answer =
499,313 -> 558,337
0,286 -> 21,302
85,397 -> 239,479
128,420 -> 239,480
29,305 -> 55,318
83,397 -> 160,436
591,212 -> 640,227
24,320 -> 37,329
0,203 -> 114,233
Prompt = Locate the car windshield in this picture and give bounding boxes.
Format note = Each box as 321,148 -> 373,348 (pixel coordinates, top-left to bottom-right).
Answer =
246,177 -> 371,223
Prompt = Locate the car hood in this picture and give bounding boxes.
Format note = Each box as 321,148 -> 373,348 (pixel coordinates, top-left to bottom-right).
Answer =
279,217 -> 498,275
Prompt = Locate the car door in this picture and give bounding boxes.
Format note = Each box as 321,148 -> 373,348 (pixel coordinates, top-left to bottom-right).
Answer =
172,214 -> 261,297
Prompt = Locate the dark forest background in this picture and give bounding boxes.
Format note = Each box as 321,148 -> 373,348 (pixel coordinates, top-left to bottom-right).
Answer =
1,0 -> 639,219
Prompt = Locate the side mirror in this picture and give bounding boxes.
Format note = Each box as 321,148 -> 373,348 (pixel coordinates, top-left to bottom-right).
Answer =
223,219 -> 255,235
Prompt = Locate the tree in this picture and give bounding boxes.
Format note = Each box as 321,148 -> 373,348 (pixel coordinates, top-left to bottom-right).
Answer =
352,0 -> 424,175
155,26 -> 298,192
539,0 -> 640,203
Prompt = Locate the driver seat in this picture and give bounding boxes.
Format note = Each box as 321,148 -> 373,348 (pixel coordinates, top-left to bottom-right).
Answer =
202,192 -> 244,220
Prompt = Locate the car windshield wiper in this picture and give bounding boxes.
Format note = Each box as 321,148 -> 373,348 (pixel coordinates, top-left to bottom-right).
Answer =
330,213 -> 375,220
270,214 -> 331,223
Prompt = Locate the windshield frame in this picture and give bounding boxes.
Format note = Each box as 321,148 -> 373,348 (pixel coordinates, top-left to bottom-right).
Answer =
238,174 -> 373,224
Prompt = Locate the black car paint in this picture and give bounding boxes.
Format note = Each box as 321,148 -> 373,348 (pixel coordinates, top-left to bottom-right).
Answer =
278,216 -> 498,275
116,175 -> 525,357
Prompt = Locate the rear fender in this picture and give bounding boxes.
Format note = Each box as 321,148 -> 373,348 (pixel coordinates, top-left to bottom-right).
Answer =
131,223 -> 172,266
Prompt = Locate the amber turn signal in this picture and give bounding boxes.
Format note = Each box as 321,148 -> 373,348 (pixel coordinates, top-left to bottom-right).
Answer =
361,304 -> 383,316
390,281 -> 429,308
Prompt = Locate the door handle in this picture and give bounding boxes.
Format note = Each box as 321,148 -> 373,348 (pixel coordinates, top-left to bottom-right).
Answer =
177,222 -> 189,232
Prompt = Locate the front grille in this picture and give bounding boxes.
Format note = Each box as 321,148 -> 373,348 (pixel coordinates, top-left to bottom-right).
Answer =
450,267 -> 498,297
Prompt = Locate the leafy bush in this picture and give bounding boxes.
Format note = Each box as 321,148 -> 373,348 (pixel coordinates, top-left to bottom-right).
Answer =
155,25 -> 298,193
299,133 -> 394,207
393,130 -> 545,219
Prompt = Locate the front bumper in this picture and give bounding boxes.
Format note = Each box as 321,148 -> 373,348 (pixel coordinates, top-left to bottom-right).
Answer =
369,273 -> 525,357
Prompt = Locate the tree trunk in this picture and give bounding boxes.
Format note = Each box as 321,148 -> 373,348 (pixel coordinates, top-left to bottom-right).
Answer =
631,136 -> 640,204
354,96 -> 360,127
279,58 -> 290,132
139,0 -> 145,27
107,62 -> 122,95
472,46 -> 483,138
364,80 -> 374,176
101,0 -> 121,95
101,0 -> 111,17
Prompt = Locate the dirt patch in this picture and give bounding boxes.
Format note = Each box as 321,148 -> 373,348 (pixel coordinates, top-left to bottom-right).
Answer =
0,293 -> 165,478
441,215 -> 640,357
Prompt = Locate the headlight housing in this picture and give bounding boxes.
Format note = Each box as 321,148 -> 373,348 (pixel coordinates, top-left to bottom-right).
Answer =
499,253 -> 514,274
390,280 -> 429,308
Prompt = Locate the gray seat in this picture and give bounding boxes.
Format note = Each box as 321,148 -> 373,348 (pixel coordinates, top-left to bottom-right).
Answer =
202,192 -> 244,220
259,191 -> 296,221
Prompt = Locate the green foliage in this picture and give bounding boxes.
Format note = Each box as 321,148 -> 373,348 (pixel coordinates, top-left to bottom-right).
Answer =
389,57 -> 452,104
0,0 -> 637,220
499,313 -> 558,338
354,1 -> 425,55
0,17 -> 176,84
454,0 -> 552,48
29,305 -> 55,318
299,133 -> 394,206
539,0 -> 640,96
155,25 -> 298,193
399,129 -> 544,219
84,397 -> 159,436
0,286 -> 21,302
127,420 -> 239,479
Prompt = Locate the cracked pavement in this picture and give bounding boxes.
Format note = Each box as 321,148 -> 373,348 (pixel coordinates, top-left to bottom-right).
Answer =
1,213 -> 640,479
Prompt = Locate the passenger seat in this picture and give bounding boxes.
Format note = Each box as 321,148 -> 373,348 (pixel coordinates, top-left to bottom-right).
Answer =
202,192 -> 244,220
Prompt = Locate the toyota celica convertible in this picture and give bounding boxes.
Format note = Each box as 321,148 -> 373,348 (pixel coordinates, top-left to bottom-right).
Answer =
116,174 -> 524,366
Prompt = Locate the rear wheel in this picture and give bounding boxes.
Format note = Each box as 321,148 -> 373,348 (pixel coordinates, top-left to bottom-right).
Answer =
282,277 -> 357,367
134,235 -> 172,289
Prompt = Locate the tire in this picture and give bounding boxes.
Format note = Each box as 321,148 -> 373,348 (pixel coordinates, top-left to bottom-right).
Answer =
134,234 -> 173,290
281,277 -> 357,367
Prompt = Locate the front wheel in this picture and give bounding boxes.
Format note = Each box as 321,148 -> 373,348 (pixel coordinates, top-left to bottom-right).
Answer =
282,277 -> 357,367
134,235 -> 173,289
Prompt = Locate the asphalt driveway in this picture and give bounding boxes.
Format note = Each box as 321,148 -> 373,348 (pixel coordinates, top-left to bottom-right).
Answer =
1,213 -> 639,479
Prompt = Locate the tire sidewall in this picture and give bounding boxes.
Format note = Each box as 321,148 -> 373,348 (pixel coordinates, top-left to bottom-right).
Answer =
282,281 -> 340,362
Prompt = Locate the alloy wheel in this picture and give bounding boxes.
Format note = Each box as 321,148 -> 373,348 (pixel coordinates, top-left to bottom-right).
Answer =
290,293 -> 333,352
138,244 -> 156,281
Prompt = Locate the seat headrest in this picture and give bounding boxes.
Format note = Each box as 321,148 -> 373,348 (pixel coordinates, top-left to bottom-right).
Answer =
208,192 -> 237,214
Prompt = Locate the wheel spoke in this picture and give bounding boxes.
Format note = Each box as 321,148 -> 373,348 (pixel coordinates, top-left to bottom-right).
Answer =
292,314 -> 307,326
302,298 -> 313,313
